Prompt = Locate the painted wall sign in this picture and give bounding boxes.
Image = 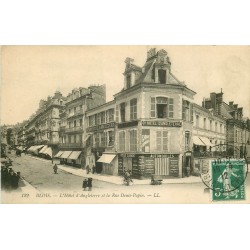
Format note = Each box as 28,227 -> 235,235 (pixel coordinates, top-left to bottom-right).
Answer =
142,120 -> 182,127
118,120 -> 138,128
87,122 -> 115,132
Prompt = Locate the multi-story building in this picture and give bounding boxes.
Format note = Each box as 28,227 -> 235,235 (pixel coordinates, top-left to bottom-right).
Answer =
57,85 -> 106,167
86,100 -> 116,174
25,91 -> 66,157
202,91 -> 250,158
86,48 -> 197,178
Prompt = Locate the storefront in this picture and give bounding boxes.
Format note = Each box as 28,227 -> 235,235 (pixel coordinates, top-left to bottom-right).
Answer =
118,153 -> 180,179
97,153 -> 117,175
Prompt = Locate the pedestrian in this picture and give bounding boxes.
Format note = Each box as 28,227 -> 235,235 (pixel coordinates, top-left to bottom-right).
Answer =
53,164 -> 58,174
92,164 -> 96,174
82,178 -> 88,191
12,172 -> 21,190
87,178 -> 93,191
86,165 -> 90,174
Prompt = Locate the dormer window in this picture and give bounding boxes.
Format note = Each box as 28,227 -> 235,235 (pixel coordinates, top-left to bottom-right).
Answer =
127,75 -> 131,88
158,69 -> 166,84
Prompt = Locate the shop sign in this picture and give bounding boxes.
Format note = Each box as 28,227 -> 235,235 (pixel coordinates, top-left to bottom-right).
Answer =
142,120 -> 182,127
118,120 -> 138,129
87,122 -> 115,132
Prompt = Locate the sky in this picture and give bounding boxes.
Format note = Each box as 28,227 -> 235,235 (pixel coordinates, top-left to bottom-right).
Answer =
1,45 -> 250,125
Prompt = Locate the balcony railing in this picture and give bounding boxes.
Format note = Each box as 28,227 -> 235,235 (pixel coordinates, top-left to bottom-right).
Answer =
65,126 -> 84,133
67,109 -> 84,118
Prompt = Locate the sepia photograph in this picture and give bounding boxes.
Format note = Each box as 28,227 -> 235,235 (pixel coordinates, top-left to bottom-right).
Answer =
1,45 -> 250,204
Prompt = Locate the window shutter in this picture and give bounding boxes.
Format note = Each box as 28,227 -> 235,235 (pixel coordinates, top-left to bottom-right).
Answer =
190,103 -> 193,122
115,105 -> 119,122
151,97 -> 156,118
168,98 -> 174,118
182,100 -> 186,120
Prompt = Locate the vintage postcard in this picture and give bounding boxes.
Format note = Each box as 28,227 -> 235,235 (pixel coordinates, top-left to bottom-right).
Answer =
1,45 -> 249,204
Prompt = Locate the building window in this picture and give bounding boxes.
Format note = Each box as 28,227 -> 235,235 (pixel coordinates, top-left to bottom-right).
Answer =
120,103 -> 126,122
182,100 -> 191,121
109,109 -> 114,122
210,120 -> 212,130
196,115 -> 199,127
129,130 -> 137,152
220,124 -> 222,133
235,130 -> 238,142
119,131 -> 125,151
130,98 -> 137,120
156,130 -> 168,151
151,97 -> 173,118
108,130 -> 114,146
203,118 -> 206,129
74,120 -> 77,127
215,122 -> 218,132
127,75 -> 131,88
185,131 -> 191,150
158,69 -> 166,84
100,132 -> 105,147
69,122 -> 72,128
79,119 -> 83,127
74,107 -> 76,114
101,111 -> 105,124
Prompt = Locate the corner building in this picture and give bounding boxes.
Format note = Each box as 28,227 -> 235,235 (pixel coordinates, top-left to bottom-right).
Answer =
87,48 -> 196,178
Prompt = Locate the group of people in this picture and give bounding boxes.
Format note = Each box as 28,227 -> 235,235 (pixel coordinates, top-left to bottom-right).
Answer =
1,166 -> 21,191
82,178 -> 93,191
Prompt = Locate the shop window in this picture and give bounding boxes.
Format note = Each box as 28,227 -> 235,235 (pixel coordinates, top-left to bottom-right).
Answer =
158,69 -> 166,84
120,103 -> 126,122
129,130 -> 137,152
119,131 -> 125,151
130,98 -> 137,120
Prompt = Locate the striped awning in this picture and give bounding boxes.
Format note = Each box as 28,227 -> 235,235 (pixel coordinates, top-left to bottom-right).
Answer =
54,151 -> 64,158
60,151 -> 72,159
68,151 -> 82,160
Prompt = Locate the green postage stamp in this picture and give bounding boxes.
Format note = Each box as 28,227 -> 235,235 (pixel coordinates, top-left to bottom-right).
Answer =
211,159 -> 246,201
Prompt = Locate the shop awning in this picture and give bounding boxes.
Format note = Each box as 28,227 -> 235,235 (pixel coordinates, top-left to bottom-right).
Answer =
193,136 -> 205,146
27,146 -> 35,151
43,147 -> 52,157
33,145 -> 45,154
97,154 -> 117,164
199,137 -> 214,147
68,151 -> 82,160
39,145 -> 48,154
60,151 -> 73,159
54,151 -> 64,158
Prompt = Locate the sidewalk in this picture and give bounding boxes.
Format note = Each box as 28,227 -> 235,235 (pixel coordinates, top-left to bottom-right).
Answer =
58,165 -> 202,185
